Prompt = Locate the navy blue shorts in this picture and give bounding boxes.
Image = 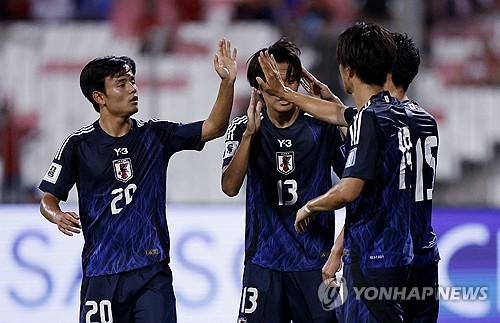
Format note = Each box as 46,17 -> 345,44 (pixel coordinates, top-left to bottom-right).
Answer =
237,262 -> 339,323
402,261 -> 439,323
80,261 -> 176,323
340,262 -> 410,323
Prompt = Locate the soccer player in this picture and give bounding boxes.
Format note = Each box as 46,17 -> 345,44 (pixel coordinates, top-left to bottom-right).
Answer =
258,26 -> 440,323
38,39 -> 237,323
290,22 -> 412,322
388,32 -> 440,322
221,39 -> 345,322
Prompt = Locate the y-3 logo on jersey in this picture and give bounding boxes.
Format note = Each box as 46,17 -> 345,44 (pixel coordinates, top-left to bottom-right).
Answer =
278,139 -> 292,148
114,148 -> 129,156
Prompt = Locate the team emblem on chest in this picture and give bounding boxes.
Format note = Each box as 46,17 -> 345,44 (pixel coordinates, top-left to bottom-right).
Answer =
276,152 -> 295,175
113,158 -> 134,182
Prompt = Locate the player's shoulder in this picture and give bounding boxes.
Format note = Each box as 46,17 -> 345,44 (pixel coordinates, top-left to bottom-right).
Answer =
136,118 -> 179,128
54,122 -> 97,160
300,111 -> 332,127
64,122 -> 97,143
403,100 -> 438,125
225,114 -> 249,138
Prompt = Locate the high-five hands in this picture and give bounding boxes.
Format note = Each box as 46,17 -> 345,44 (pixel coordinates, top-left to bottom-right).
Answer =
214,38 -> 237,82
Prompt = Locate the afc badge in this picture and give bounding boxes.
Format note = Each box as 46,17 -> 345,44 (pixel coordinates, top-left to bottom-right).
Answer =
223,140 -> 239,159
113,158 -> 133,182
276,151 -> 295,175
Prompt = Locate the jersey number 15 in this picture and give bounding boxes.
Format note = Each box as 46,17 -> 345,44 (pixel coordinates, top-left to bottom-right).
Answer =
399,127 -> 437,202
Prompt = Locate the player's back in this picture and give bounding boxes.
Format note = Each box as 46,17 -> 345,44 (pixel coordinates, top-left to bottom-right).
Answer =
343,91 -> 413,268
402,100 -> 440,267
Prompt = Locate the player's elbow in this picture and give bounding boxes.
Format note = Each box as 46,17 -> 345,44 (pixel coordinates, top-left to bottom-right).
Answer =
202,120 -> 229,142
327,185 -> 358,204
222,186 -> 239,197
221,179 -> 240,197
340,190 -> 358,203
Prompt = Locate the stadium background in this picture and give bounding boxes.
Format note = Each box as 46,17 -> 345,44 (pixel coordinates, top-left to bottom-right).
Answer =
1,0 -> 499,321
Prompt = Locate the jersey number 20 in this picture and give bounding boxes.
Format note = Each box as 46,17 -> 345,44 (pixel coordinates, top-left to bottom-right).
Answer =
111,184 -> 137,215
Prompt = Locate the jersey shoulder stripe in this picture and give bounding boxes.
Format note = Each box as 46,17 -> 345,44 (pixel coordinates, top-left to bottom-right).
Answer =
225,115 -> 248,140
349,107 -> 365,146
55,124 -> 95,160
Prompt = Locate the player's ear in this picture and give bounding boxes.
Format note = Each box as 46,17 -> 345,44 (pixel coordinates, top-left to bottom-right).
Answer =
92,91 -> 105,105
347,66 -> 355,78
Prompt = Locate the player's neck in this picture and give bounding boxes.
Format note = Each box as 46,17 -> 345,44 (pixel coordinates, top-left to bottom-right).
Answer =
266,106 -> 300,128
352,82 -> 385,111
99,116 -> 132,137
385,82 -> 408,101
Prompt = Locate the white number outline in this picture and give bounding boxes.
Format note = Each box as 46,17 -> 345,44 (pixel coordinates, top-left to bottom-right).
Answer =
85,300 -> 113,323
111,183 -> 137,214
399,127 -> 437,202
240,287 -> 258,314
277,179 -> 298,206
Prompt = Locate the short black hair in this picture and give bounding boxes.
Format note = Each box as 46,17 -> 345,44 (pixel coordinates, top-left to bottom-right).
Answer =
391,32 -> 420,91
80,56 -> 136,112
336,22 -> 396,86
247,38 -> 302,89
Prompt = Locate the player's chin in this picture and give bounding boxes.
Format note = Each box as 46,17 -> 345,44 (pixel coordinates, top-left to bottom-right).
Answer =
125,107 -> 138,118
275,102 -> 294,112
129,105 -> 139,114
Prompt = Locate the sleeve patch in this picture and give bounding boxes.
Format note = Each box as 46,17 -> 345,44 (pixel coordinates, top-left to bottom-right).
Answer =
43,162 -> 62,184
223,141 -> 239,159
345,147 -> 357,168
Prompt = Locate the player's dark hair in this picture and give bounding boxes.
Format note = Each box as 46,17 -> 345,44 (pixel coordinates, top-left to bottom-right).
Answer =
391,32 -> 420,91
247,38 -> 302,89
336,22 -> 396,86
80,55 -> 136,112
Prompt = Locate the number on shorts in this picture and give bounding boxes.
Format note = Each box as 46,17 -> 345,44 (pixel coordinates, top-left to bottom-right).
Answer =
85,300 -> 113,323
240,287 -> 258,314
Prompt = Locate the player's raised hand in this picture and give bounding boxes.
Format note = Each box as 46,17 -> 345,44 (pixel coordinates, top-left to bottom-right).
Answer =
301,67 -> 338,102
256,51 -> 288,98
55,211 -> 81,236
244,88 -> 262,137
214,38 -> 237,82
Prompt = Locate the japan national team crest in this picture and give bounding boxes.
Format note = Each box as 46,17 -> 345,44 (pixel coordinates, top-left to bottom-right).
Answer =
276,152 -> 295,175
113,158 -> 133,182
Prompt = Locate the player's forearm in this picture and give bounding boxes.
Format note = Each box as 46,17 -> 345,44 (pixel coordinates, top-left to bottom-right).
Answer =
305,178 -> 361,213
40,192 -> 63,225
221,133 -> 252,197
282,88 -> 348,126
202,79 -> 235,142
332,226 -> 344,256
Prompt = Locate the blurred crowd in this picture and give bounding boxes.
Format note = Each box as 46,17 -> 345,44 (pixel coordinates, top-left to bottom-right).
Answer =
1,0 -> 500,203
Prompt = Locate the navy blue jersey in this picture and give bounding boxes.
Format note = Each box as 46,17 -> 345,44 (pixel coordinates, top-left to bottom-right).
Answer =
342,92 -> 413,268
223,109 -> 345,271
39,118 -> 204,276
401,100 -> 440,268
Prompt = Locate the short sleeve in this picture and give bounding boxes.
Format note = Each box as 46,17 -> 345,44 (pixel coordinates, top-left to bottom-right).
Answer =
222,116 -> 247,168
158,120 -> 205,153
342,108 -> 379,180
38,137 -> 78,201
